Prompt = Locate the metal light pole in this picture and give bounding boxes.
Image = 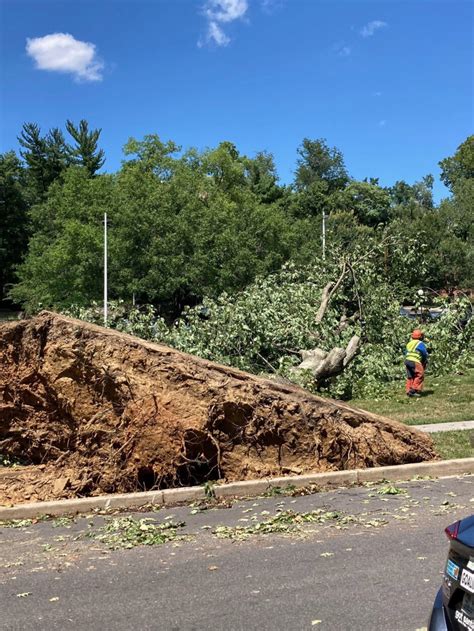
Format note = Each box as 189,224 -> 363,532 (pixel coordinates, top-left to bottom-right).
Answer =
322,211 -> 326,261
104,212 -> 108,326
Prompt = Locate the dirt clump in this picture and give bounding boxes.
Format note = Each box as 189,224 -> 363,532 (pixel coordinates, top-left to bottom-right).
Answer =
0,312 -> 436,505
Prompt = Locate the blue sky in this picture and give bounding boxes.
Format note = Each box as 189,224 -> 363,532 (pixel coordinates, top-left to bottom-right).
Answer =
1,0 -> 472,200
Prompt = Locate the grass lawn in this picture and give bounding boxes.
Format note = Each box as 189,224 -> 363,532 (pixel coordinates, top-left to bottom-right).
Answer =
432,430 -> 474,460
351,368 -> 474,426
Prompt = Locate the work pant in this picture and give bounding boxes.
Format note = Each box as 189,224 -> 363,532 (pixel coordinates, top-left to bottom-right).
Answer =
405,360 -> 424,394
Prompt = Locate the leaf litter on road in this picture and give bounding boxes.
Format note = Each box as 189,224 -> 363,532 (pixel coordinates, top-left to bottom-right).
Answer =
212,509 -> 387,541
86,516 -> 189,550
376,484 -> 408,496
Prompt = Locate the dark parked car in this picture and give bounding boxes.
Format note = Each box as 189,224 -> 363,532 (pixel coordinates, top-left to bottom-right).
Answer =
430,516 -> 474,630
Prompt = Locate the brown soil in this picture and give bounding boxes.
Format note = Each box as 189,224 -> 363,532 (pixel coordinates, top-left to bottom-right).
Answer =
0,312 -> 436,505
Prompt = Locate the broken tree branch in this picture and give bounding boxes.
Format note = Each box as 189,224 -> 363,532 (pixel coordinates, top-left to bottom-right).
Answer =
291,335 -> 361,383
315,259 -> 347,324
347,260 -> 363,322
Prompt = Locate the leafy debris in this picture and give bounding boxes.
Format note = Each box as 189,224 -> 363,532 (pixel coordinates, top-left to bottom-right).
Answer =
213,508 -> 383,541
87,516 -> 188,550
376,484 -> 407,496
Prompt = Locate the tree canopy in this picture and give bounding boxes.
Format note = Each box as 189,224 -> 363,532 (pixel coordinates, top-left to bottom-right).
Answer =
2,123 -> 472,314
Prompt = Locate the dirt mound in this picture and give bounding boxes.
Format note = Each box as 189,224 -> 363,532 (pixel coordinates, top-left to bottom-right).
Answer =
0,312 -> 435,504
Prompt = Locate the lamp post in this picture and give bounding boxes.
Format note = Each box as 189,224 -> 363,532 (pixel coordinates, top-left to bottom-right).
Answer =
322,211 -> 327,261
104,212 -> 108,326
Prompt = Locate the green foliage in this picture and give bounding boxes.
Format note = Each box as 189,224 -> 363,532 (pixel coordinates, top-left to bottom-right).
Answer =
4,124 -> 473,400
243,150 -> 284,203
88,516 -> 187,549
376,484 -> 406,496
389,175 -> 434,212
18,123 -> 69,201
65,119 -> 105,175
262,484 -> 297,497
386,171 -> 474,289
0,152 -> 28,301
18,120 -> 106,201
295,138 -> 349,192
7,129 -> 474,311
14,134 -> 298,313
71,234 -> 472,400
325,211 -> 372,254
424,296 -> 473,374
51,516 -> 75,528
0,519 -> 34,529
439,135 -> 474,191
434,180 -> 474,287
10,168 -> 114,312
334,181 -> 391,227
213,508 -> 386,540
213,509 -> 343,540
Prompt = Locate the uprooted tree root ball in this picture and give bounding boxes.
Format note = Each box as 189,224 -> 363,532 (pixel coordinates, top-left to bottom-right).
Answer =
0,312 -> 436,505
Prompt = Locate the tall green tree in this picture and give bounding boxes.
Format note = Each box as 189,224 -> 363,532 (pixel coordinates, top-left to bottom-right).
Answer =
10,168 -> 115,312
66,119 -> 106,175
0,152 -> 28,302
116,136 -> 295,312
295,138 -> 349,192
18,123 -> 69,201
243,151 -> 283,203
389,175 -> 434,213
334,180 -> 391,226
439,135 -> 474,191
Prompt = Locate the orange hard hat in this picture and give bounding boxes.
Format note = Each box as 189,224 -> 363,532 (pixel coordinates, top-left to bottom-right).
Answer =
412,329 -> 424,339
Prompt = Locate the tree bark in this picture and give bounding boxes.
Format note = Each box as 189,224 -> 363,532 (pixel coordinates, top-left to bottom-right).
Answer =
291,335 -> 361,382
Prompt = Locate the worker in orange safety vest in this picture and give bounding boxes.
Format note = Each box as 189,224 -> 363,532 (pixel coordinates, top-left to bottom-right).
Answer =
404,329 -> 428,397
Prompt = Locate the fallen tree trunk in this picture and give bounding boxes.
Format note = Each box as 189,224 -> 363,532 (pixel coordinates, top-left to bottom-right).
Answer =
0,312 -> 435,504
292,335 -> 361,382
292,259 -> 362,384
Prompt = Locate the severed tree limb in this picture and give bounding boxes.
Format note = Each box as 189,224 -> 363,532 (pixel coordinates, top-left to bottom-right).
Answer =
289,257 -> 361,385
347,260 -> 363,322
291,335 -> 361,383
343,335 -> 360,367
315,259 -> 347,324
334,313 -> 359,335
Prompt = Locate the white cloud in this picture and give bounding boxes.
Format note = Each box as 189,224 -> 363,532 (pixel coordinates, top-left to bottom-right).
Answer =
26,32 -> 104,82
199,0 -> 248,47
360,20 -> 387,38
207,21 -> 231,46
205,0 -> 248,22
333,42 -> 351,58
261,0 -> 284,12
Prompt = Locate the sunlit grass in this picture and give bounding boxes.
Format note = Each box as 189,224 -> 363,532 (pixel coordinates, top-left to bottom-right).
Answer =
432,430 -> 474,460
352,369 -> 474,426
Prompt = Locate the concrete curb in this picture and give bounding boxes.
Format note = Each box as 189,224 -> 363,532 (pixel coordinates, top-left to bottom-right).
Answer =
1,458 -> 474,520
415,421 -> 474,433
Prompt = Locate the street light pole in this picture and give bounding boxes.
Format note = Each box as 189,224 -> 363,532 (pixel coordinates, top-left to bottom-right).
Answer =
322,211 -> 326,261
104,212 -> 108,326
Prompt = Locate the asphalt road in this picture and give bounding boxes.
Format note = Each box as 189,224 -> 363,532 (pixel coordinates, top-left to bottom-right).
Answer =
1,475 -> 473,631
